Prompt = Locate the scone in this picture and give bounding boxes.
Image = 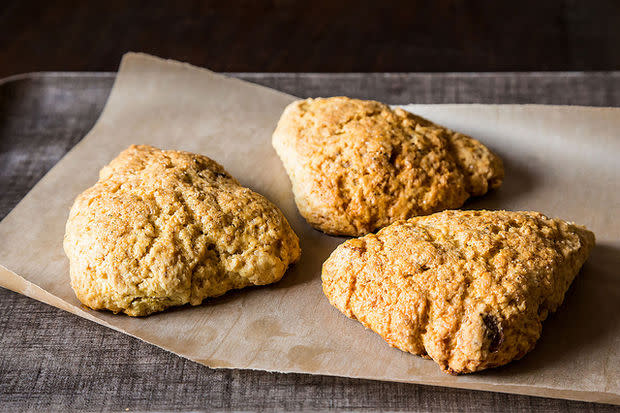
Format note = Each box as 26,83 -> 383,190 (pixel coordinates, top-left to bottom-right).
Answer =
64,145 -> 301,316
322,210 -> 595,374
272,97 -> 504,236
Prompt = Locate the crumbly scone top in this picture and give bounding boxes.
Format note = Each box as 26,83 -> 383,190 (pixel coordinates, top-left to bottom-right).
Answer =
64,145 -> 300,316
272,97 -> 504,235
322,210 -> 594,373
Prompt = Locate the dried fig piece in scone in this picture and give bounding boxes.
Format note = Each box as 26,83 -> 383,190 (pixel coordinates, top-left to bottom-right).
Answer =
322,210 -> 595,374
272,97 -> 504,236
64,145 -> 301,316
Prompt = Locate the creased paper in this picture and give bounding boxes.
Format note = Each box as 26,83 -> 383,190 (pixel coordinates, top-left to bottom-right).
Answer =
1,53 -> 618,404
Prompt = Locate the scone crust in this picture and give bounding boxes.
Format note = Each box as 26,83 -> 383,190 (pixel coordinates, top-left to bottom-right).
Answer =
272,97 -> 504,236
64,145 -> 301,316
322,210 -> 595,373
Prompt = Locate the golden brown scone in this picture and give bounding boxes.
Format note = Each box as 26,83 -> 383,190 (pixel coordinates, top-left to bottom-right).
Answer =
272,97 -> 504,236
322,210 -> 595,374
64,145 -> 301,316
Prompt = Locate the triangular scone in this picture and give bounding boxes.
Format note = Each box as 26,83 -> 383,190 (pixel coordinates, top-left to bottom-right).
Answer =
322,210 -> 595,374
64,145 -> 301,316
272,97 -> 504,236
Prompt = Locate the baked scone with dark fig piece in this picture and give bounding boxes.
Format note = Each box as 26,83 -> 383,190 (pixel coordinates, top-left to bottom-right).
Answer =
64,145 -> 301,316
272,97 -> 504,236
322,210 -> 595,374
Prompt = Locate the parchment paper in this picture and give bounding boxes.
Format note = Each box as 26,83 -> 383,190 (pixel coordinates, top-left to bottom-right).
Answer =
0,53 -> 618,404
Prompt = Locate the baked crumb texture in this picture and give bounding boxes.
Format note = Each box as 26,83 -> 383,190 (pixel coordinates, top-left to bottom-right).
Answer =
322,210 -> 595,374
272,97 -> 504,236
64,145 -> 301,316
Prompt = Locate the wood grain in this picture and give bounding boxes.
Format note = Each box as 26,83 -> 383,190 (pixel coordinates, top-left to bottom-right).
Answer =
0,0 -> 619,77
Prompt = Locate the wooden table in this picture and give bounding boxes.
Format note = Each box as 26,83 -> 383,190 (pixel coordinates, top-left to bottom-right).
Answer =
1,72 -> 618,412
2,1 -> 620,76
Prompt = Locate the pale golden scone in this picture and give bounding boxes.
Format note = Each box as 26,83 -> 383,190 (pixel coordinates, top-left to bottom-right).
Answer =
272,97 -> 504,236
64,145 -> 301,316
322,210 -> 595,374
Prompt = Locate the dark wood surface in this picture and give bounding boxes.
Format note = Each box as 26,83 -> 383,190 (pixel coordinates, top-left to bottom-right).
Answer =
1,72 -> 619,412
1,0 -> 620,77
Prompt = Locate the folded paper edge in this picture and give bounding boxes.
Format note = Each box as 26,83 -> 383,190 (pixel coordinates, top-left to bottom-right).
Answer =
0,263 -> 618,405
